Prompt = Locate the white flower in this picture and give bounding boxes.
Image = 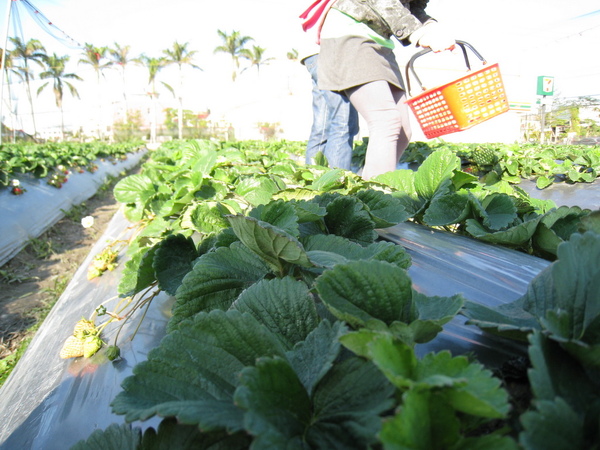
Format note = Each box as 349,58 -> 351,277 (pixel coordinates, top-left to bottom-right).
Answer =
81,216 -> 95,229
11,179 -> 20,187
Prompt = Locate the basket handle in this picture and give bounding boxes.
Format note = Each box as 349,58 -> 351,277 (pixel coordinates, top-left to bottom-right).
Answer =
405,40 -> 487,96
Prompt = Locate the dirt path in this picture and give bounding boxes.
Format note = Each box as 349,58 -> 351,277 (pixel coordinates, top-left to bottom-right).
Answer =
0,177 -> 123,366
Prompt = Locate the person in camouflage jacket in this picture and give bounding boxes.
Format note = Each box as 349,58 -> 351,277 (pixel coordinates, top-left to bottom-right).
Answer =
314,0 -> 455,179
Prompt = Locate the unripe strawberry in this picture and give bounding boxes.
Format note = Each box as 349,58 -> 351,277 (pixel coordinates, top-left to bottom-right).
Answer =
73,318 -> 96,338
60,335 -> 84,359
83,335 -> 103,358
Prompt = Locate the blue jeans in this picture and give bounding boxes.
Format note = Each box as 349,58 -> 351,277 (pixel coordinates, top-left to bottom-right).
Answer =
304,54 -> 359,170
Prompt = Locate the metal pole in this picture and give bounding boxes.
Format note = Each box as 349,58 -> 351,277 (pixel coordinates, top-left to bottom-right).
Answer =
0,0 -> 14,146
540,100 -> 546,145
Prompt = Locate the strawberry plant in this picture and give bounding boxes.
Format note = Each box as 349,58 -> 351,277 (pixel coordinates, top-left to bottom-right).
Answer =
0,141 -> 143,190
462,231 -> 600,448
373,148 -> 596,258
63,139 -> 599,449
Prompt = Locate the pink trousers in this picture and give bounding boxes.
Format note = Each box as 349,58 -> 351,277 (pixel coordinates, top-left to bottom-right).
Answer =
346,80 -> 412,180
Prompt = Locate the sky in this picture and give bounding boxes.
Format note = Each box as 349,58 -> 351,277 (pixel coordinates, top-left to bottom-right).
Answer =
1,0 -> 599,141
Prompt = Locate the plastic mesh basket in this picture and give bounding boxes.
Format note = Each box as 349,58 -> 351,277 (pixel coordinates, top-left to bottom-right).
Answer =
405,41 -> 509,139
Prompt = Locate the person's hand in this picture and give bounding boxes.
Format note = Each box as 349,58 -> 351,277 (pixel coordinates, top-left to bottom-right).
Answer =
416,22 -> 456,52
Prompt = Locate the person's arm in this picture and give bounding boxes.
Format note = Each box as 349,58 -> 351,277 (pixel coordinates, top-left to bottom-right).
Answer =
405,0 -> 455,52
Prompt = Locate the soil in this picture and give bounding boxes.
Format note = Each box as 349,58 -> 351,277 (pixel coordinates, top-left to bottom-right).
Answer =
0,177 -> 123,363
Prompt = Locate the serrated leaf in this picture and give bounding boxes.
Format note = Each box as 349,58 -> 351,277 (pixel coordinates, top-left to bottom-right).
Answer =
315,260 -> 414,328
482,193 -> 518,230
323,195 -> 377,245
112,310 -> 285,426
71,423 -> 141,450
580,210 -> 600,234
113,173 -> 155,204
536,175 -> 553,189
469,192 -> 517,231
249,200 -> 300,237
302,234 -> 411,269
230,277 -> 320,349
179,201 -> 230,235
548,232 -> 600,340
286,320 -> 347,396
465,215 -> 541,246
153,234 -> 198,296
311,168 -> 346,191
375,169 -> 424,217
234,176 -> 280,206
170,242 -> 272,330
527,330 -> 600,411
380,389 -> 461,450
290,199 -> 327,223
141,419 -> 252,449
363,333 -> 510,418
461,299 -> 539,341
307,357 -> 394,449
519,398 -> 585,450
118,246 -> 158,297
227,215 -> 313,273
423,191 -> 470,226
343,331 -> 417,388
414,148 -> 461,201
354,189 -> 410,227
234,357 -> 312,448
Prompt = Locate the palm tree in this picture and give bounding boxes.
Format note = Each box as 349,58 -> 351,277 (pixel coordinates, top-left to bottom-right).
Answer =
163,41 -> 202,140
79,43 -> 110,139
37,54 -> 82,141
213,30 -> 253,81
134,54 -> 168,144
9,37 -> 47,137
0,48 -> 18,142
240,45 -> 274,76
286,48 -> 299,62
108,42 -> 132,116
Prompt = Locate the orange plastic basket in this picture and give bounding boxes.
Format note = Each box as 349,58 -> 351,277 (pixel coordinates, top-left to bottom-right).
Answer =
405,41 -> 509,139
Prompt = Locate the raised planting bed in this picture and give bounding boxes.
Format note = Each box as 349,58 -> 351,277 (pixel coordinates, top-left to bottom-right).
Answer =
0,210 -> 550,449
0,148 -> 147,267
1,139 -> 598,449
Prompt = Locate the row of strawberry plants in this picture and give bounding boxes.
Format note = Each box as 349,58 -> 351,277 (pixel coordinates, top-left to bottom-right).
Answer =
0,140 -> 145,191
67,139 -> 599,448
395,140 -> 600,189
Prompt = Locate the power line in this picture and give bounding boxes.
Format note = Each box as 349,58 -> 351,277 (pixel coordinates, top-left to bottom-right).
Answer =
14,0 -> 83,49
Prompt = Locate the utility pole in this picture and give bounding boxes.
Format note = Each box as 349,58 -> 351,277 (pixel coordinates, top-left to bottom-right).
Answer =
540,103 -> 547,144
0,0 -> 13,146
537,76 -> 555,145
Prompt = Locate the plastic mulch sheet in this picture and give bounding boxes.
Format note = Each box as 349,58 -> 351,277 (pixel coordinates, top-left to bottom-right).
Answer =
0,149 -> 147,267
378,223 -> 550,363
518,178 -> 599,210
0,209 -> 167,449
0,206 -> 552,449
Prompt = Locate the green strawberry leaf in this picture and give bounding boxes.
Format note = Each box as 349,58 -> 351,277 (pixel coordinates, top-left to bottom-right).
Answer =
118,246 -> 158,297
323,195 -> 377,245
414,148 -> 461,201
249,199 -> 301,237
230,277 -> 320,349
112,310 -> 286,426
170,242 -> 272,331
286,320 -> 347,396
354,188 -> 410,227
315,260 -> 414,328
153,234 -> 199,296
227,214 -> 313,273
379,389 -> 462,450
